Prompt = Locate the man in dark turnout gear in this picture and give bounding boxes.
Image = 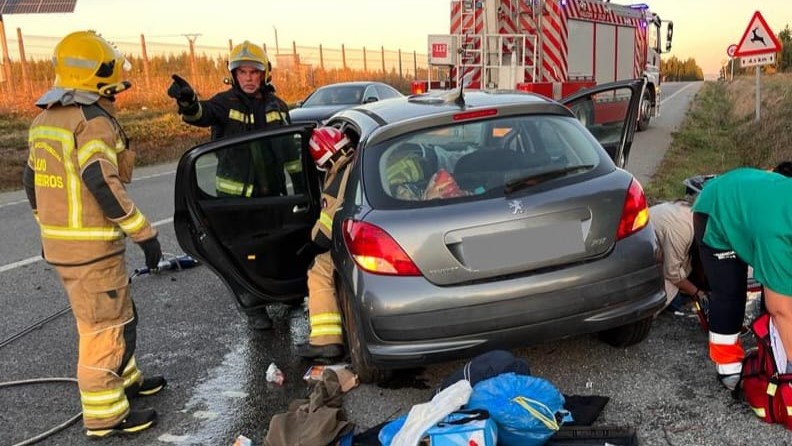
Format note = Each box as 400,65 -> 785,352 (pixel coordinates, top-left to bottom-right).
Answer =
168,40 -> 296,330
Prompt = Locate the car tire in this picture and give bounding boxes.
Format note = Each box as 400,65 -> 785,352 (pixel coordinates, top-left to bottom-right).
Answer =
338,285 -> 392,384
598,315 -> 653,347
636,89 -> 652,132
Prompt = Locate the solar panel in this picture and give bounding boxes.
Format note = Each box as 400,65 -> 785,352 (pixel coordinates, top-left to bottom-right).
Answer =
0,0 -> 77,15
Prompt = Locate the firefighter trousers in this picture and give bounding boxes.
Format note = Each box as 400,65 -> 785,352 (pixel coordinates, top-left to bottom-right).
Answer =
307,252 -> 343,346
55,254 -> 145,429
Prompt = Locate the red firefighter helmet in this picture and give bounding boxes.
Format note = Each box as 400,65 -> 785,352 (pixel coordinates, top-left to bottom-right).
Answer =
309,127 -> 354,170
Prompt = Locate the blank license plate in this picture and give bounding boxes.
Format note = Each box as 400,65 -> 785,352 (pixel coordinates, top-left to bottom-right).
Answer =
463,220 -> 585,270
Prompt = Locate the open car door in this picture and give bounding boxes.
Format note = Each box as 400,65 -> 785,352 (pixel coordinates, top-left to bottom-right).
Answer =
174,124 -> 321,304
562,78 -> 645,169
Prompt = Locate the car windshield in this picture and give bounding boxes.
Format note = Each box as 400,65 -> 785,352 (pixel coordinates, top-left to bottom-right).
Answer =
364,115 -> 604,209
303,86 -> 365,106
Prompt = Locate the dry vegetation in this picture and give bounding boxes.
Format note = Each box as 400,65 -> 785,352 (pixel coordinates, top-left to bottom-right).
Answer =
3,70 -> 792,193
0,58 -> 416,192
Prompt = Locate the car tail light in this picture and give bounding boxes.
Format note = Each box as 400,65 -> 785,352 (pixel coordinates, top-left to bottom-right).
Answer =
342,219 -> 421,276
616,179 -> 649,240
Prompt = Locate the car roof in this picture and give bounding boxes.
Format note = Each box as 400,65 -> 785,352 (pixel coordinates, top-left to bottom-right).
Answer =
332,89 -> 574,145
316,81 -> 387,89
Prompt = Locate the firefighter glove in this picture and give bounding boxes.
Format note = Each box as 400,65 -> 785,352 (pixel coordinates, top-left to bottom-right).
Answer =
167,74 -> 198,113
139,237 -> 163,271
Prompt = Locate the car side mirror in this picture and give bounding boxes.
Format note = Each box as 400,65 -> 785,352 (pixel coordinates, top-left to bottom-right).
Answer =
294,100 -> 304,108
364,97 -> 379,103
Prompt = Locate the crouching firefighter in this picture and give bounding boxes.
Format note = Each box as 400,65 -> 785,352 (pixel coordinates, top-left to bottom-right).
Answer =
22,30 -> 166,438
296,126 -> 357,360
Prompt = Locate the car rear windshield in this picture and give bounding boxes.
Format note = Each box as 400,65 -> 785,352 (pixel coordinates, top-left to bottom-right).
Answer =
363,114 -> 606,209
303,86 -> 364,106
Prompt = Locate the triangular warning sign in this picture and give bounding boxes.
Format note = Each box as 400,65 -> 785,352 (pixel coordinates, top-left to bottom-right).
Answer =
734,11 -> 781,57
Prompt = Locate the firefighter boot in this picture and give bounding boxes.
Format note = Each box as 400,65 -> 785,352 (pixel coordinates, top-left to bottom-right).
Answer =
297,343 -> 344,360
125,376 -> 167,399
85,408 -> 157,438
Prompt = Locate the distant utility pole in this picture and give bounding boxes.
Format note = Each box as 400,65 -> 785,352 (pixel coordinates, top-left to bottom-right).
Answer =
183,33 -> 201,82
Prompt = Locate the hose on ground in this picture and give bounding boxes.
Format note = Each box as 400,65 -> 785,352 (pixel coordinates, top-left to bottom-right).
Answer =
0,377 -> 81,446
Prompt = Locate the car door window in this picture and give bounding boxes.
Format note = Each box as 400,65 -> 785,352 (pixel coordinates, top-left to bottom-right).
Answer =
363,86 -> 379,103
196,133 -> 307,198
376,85 -> 399,99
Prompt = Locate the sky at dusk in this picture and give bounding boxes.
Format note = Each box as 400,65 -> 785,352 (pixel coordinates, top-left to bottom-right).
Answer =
2,0 -> 791,78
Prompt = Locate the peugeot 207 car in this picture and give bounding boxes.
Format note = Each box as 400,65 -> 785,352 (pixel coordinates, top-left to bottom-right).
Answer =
174,78 -> 665,383
289,81 -> 404,123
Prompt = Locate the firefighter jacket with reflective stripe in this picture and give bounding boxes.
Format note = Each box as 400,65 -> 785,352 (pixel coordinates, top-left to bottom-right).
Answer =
311,153 -> 355,249
23,100 -> 156,265
181,84 -> 295,197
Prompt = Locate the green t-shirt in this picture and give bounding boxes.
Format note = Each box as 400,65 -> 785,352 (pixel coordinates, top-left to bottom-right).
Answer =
692,167 -> 792,295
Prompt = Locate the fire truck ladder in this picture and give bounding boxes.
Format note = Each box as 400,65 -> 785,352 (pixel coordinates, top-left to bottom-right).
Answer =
457,0 -> 482,88
482,33 -> 536,89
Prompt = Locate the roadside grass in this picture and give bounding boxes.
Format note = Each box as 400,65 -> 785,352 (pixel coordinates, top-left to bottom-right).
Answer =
645,73 -> 792,201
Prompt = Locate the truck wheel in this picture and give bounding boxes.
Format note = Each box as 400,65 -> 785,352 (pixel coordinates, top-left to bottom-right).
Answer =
636,89 -> 652,132
598,315 -> 653,347
339,285 -> 392,384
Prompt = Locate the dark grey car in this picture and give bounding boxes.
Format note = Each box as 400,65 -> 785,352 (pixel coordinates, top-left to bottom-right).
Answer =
289,81 -> 403,123
174,78 -> 664,383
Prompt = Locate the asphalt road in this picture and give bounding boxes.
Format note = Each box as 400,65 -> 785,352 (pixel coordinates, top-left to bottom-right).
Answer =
3,82 -> 785,446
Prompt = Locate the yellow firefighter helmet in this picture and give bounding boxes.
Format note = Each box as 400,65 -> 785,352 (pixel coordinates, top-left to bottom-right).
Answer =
229,40 -> 271,81
53,30 -> 132,97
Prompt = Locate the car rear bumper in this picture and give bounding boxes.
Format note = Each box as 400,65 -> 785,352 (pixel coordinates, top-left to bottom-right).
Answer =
363,266 -> 663,368
338,228 -> 664,368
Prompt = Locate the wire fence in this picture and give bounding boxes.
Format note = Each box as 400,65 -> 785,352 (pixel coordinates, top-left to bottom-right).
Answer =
1,32 -> 432,110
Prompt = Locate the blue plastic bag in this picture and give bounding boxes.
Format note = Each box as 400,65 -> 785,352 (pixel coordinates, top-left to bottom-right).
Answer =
466,372 -> 572,446
378,410 -> 497,446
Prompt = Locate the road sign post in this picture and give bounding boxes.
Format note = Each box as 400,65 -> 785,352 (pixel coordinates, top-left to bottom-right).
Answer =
727,44 -> 737,81
733,11 -> 781,122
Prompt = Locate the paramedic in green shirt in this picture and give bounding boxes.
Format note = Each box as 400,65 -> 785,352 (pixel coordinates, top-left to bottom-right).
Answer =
692,164 -> 792,391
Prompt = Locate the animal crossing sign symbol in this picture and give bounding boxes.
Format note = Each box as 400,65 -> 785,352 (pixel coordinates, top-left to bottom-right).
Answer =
734,11 -> 781,57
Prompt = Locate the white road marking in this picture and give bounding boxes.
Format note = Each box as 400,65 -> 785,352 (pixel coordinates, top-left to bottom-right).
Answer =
0,217 -> 174,273
660,82 -> 696,105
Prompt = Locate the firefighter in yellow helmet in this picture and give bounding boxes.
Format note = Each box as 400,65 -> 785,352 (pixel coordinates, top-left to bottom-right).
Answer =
22,30 -> 165,438
166,40 -> 298,330
295,126 -> 357,360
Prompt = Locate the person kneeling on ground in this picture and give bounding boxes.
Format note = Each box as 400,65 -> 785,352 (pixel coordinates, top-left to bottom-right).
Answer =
692,161 -> 792,391
296,127 -> 358,360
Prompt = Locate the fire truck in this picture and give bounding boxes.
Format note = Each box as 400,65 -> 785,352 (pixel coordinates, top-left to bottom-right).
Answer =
413,0 -> 673,130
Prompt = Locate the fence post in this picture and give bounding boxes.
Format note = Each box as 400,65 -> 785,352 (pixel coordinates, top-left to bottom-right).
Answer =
0,16 -> 14,94
398,49 -> 403,79
413,51 -> 417,79
342,44 -> 347,71
16,28 -> 30,96
381,46 -> 385,73
228,39 -> 233,53
319,44 -> 324,71
139,34 -> 151,88
363,46 -> 367,72
292,40 -> 298,67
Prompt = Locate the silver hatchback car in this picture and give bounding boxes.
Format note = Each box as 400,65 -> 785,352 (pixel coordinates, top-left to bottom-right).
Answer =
174,78 -> 665,383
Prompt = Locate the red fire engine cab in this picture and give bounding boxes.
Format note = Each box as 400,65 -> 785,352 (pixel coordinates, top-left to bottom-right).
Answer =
413,0 -> 673,130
